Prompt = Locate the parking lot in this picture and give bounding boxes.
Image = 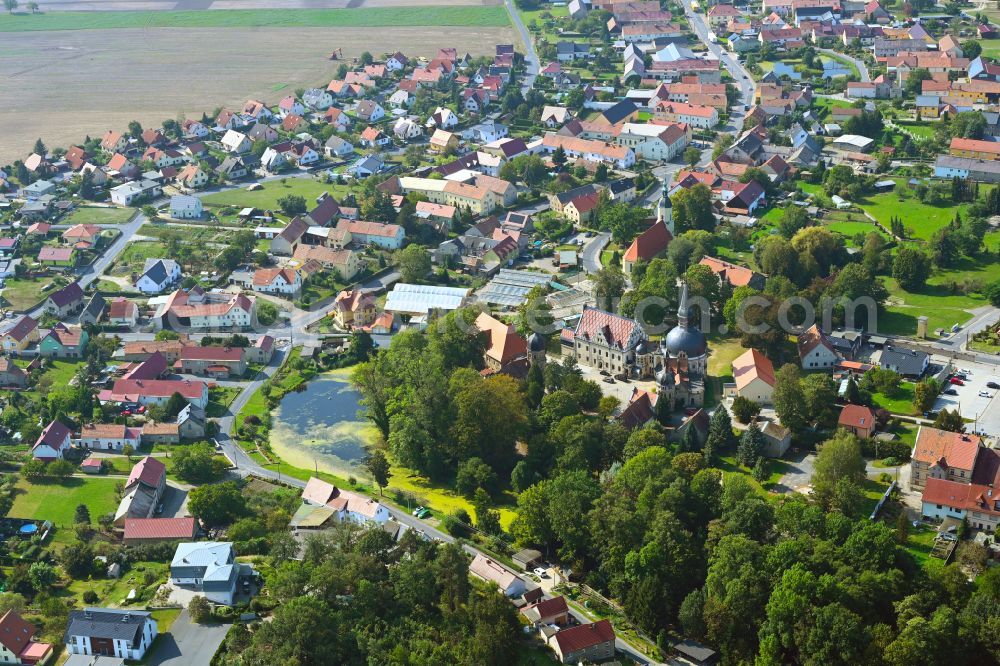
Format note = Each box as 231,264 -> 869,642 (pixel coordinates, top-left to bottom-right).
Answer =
932,362 -> 1000,437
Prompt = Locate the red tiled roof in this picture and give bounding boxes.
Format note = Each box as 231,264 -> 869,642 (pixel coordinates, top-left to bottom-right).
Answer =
574,307 -> 639,350
124,517 -> 197,541
913,426 -> 980,470
522,596 -> 568,620
127,456 -> 166,489
181,346 -> 244,362
553,620 -> 616,654
798,324 -> 837,358
111,378 -> 205,401
733,348 -> 775,390
921,477 -> 1000,517
0,610 -> 36,656
951,137 -> 1000,154
698,256 -> 761,287
475,312 -> 528,366
34,420 -> 70,452
838,404 -> 875,429
623,220 -> 672,263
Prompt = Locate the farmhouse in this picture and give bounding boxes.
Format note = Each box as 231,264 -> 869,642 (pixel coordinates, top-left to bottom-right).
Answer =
105,378 -> 209,410
114,456 -> 167,525
179,346 -> 247,378
78,424 -> 142,452
123,517 -> 198,546
299,477 -> 390,526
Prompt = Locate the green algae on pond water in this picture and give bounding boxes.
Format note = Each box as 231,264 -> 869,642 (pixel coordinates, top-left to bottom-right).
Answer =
268,369 -> 378,478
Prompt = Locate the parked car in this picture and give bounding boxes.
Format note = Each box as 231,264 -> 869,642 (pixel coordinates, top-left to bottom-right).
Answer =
533,567 -> 548,577
949,378 -> 964,385
944,389 -> 958,395
987,382 -> 999,390
602,376 -> 615,384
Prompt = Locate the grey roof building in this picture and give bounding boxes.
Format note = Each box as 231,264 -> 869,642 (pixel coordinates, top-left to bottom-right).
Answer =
64,608 -> 157,662
873,345 -> 929,378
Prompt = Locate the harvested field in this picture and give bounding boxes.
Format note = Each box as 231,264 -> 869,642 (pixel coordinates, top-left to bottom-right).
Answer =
0,24 -> 515,163
0,5 -> 508,31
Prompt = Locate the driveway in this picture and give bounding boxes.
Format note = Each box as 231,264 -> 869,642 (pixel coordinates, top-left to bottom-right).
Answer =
147,610 -> 229,666
776,450 -> 815,494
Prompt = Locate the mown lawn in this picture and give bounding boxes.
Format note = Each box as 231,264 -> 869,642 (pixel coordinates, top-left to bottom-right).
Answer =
0,6 -> 509,32
894,121 -> 937,140
202,179 -> 349,211
855,182 -> 997,241
10,477 -> 120,528
880,277 -> 983,338
113,241 -> 167,274
1,277 -> 53,311
62,206 -> 135,225
65,561 -> 170,607
869,382 -> 916,415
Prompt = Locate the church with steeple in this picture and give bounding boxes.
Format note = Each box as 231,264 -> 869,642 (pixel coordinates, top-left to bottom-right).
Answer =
622,177 -> 674,276
568,280 -> 708,411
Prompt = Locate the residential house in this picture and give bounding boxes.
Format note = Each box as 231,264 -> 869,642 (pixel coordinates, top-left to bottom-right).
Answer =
838,404 -> 877,438
169,195 -> 202,219
65,609 -> 157,661
32,420 -> 71,460
78,424 -> 142,452
335,219 -> 405,249
38,324 -> 88,359
0,610 -> 52,665
109,179 -> 161,206
654,101 -> 719,128
332,289 -> 377,329
253,268 -> 302,296
135,258 -> 181,295
221,130 -> 252,154
179,346 -> 247,378
359,126 -> 391,148
0,316 -> 38,354
540,134 -> 635,169
216,156 -> 251,181
429,129 -> 459,153
911,426 -> 982,490
108,298 -> 139,328
950,137 -> 1000,161
355,100 -> 385,123
798,324 -> 840,370
469,554 -> 526,597
427,107 -> 458,130
324,107 -> 352,132
548,620 -> 616,664
182,119 -> 210,139
277,95 -> 305,118
114,456 -> 167,525
872,345 -> 928,378
79,293 -> 106,327
393,117 -> 424,141
324,136 -> 355,158
44,282 -> 85,317
299,476 -> 390,525
698,256 -> 766,289
106,377 -> 208,410
100,131 -> 128,153
0,358 -> 27,388
347,154 -> 385,178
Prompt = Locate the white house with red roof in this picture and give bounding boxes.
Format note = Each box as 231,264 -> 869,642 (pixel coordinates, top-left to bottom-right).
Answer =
469,553 -> 526,597
0,609 -> 52,665
547,620 -> 616,664
797,324 -> 839,370
32,420 -> 70,460
252,267 -> 302,296
299,477 -> 390,525
78,423 -> 142,452
105,377 -> 208,409
728,348 -> 776,405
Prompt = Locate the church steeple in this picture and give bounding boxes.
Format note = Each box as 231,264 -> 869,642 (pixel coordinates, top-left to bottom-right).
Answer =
677,281 -> 689,329
657,177 -> 673,235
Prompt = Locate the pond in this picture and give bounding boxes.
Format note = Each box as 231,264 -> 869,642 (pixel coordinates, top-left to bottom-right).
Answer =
269,369 -> 377,478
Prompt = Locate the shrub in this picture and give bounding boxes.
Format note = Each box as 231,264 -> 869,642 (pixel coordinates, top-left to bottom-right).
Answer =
82,590 -> 99,604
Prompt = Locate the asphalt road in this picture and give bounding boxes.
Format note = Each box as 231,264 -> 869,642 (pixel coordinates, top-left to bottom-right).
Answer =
505,0 -> 540,95
681,0 -> 756,128
147,611 -> 229,666
581,232 -> 610,273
